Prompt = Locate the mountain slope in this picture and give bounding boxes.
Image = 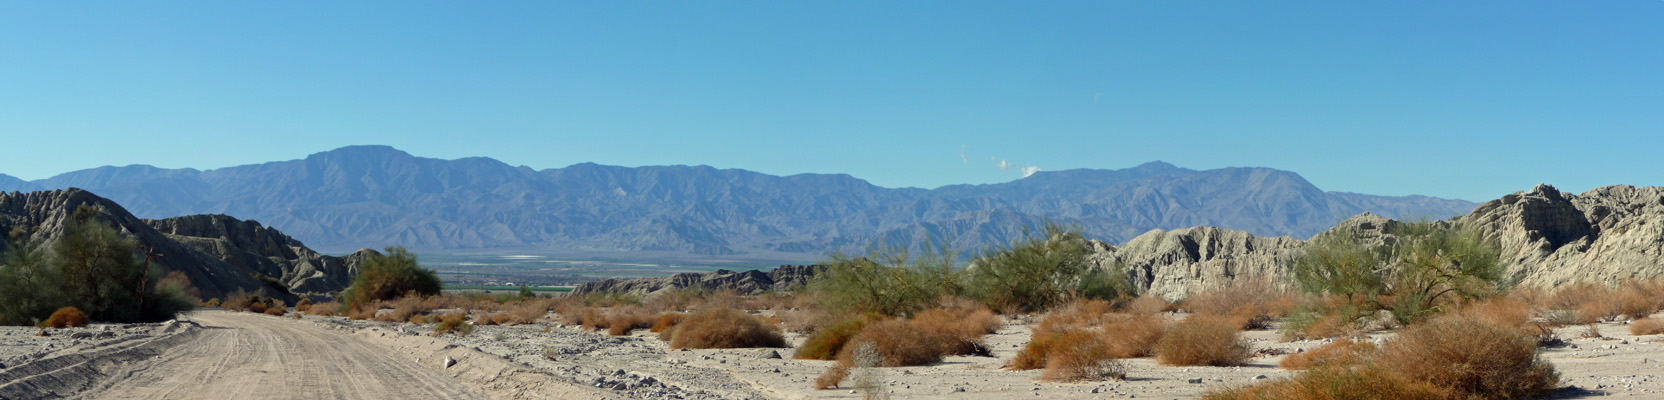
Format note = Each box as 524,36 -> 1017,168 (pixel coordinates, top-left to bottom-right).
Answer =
18,146 -> 1479,257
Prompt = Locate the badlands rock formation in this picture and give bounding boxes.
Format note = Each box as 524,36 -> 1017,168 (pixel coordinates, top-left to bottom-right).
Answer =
0,188 -> 364,300
1092,184 -> 1664,299
1458,184 -> 1664,288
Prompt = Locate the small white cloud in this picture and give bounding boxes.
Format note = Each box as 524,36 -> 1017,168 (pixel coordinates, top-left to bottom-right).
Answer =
960,145 -> 968,164
997,159 -> 1011,171
1021,166 -> 1041,178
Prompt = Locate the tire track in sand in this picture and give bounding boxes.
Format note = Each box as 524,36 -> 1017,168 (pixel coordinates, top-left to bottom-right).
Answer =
81,310 -> 481,400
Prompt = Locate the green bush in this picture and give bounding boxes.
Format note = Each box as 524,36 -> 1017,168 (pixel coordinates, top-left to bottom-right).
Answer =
339,246 -> 441,310
0,205 -> 195,325
808,243 -> 959,317
1292,221 -> 1503,324
963,222 -> 1125,313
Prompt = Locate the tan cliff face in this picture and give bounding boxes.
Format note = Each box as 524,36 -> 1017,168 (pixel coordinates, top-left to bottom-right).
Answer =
1459,184 -> 1664,288
1090,184 -> 1664,300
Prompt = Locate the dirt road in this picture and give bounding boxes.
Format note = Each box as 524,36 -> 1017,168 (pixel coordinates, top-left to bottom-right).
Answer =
81,311 -> 481,400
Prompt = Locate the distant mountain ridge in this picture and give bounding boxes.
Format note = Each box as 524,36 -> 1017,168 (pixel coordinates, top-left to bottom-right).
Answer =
9,146 -> 1479,258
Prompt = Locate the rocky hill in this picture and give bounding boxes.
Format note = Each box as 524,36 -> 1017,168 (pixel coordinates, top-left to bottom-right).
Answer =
1091,184 -> 1664,299
569,265 -> 824,297
16,146 -> 1478,258
0,189 -> 365,301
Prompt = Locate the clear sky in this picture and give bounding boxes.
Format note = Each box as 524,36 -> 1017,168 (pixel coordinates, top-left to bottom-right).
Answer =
2,2 -> 1660,201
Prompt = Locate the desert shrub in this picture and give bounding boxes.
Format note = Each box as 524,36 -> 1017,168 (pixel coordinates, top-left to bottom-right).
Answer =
42,307 -> 89,328
911,307 -> 999,356
1155,316 -> 1249,367
836,318 -> 945,367
1205,364 -> 1456,400
0,207 -> 196,324
607,309 -> 654,336
1293,221 -> 1503,325
580,308 -> 607,331
1279,338 -> 1375,370
650,313 -> 684,333
1128,294 -> 1172,315
339,246 -> 441,311
434,313 -> 474,336
306,301 -> 339,317
1373,315 -> 1558,399
295,298 -> 313,312
264,305 -> 286,316
1280,295 -> 1366,340
795,313 -> 884,360
1013,301 -> 1163,369
222,291 -> 258,312
1040,329 -> 1127,382
372,296 -> 427,322
201,298 -> 221,307
1631,318 -> 1664,335
1102,312 -> 1166,358
667,308 -> 786,349
249,300 -> 269,314
809,243 -> 960,317
1011,328 -> 1069,370
963,223 -> 1130,313
1183,279 -> 1296,330
814,364 -> 850,390
777,308 -> 830,334
502,298 -> 553,324
644,288 -> 706,313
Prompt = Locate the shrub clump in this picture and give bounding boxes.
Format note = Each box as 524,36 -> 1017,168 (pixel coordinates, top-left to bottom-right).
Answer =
1631,318 -> 1664,336
42,307 -> 90,329
434,313 -> 474,336
1279,338 -> 1375,370
795,313 -> 883,360
1372,316 -> 1558,399
1217,315 -> 1559,400
666,308 -> 786,349
1155,316 -> 1249,367
1039,330 -> 1127,382
339,246 -> 441,311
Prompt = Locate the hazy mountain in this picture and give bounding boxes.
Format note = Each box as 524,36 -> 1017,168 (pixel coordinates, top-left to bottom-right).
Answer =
0,174 -> 38,192
16,146 -> 1479,258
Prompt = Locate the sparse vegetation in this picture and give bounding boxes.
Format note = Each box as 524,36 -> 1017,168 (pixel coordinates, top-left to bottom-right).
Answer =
665,308 -> 786,349
1292,221 -> 1504,325
434,313 -> 474,336
1154,315 -> 1249,367
963,223 -> 1130,313
339,246 -> 441,311
1279,338 -> 1375,370
0,206 -> 196,325
42,306 -> 90,328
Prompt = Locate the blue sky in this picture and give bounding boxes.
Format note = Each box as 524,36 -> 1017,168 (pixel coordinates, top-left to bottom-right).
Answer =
1,2 -> 1659,201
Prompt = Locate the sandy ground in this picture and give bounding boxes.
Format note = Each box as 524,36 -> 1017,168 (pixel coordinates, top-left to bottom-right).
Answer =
4,309 -> 1658,399
352,313 -> 1659,400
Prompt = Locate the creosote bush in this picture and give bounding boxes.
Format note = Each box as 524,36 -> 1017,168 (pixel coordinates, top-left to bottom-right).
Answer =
1155,315 -> 1249,367
43,307 -> 90,329
666,308 -> 786,349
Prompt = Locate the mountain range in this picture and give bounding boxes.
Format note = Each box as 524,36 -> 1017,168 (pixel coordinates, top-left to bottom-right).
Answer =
0,146 -> 1479,259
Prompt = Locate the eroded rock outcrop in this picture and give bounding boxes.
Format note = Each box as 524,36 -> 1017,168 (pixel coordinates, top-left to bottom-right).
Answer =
1090,184 -> 1664,299
0,189 -> 363,300
570,265 -> 823,298
1457,184 -> 1664,288
1085,226 -> 1304,300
